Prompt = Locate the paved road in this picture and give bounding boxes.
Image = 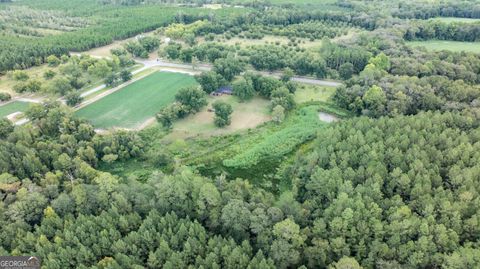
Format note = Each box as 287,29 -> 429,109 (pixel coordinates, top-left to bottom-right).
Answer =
11,57 -> 341,126
79,57 -> 342,99
138,59 -> 342,87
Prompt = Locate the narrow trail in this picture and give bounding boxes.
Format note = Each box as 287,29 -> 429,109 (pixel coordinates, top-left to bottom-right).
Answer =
16,97 -> 43,103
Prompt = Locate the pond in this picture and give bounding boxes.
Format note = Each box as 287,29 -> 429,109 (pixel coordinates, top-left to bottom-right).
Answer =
318,112 -> 339,123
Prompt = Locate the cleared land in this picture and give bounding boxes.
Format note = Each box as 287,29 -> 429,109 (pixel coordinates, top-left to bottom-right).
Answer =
80,30 -> 153,56
81,30 -> 163,60
0,65 -> 54,96
0,58 -> 128,99
0,101 -> 30,118
75,71 -> 197,129
294,84 -> 337,104
429,17 -> 480,23
170,95 -> 271,138
406,40 -> 480,53
170,83 -> 338,139
217,35 -> 324,49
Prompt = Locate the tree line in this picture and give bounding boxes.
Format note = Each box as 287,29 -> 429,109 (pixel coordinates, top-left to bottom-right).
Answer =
0,5 -> 233,73
392,1 -> 480,19
331,28 -> 480,117
163,39 -> 371,80
404,20 -> 480,42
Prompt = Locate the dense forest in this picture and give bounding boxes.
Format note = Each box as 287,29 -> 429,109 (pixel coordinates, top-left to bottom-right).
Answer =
2,101 -> 480,268
1,0 -> 480,268
0,2 -> 241,72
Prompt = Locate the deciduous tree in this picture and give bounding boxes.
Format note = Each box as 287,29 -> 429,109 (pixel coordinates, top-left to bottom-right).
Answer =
213,100 -> 233,127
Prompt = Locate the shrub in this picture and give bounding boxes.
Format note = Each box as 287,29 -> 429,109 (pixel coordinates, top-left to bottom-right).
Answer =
46,55 -> 61,67
13,80 -> 42,93
12,70 -> 29,81
0,92 -> 11,102
43,70 -> 56,80
223,106 -> 320,168
65,91 -> 83,107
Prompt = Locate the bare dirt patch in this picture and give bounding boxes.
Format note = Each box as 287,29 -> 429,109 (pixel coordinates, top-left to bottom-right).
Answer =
6,112 -> 22,121
170,96 -> 271,139
203,4 -> 223,9
136,117 -> 156,130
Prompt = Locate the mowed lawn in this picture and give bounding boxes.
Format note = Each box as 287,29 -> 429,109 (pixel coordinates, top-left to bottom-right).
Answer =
0,101 -> 30,118
294,84 -> 337,104
406,40 -> 480,53
76,71 -> 197,129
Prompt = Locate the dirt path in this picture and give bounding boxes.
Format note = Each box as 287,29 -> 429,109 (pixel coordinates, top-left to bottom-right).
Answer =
6,112 -> 22,121
1,95 -> 45,126
93,117 -> 156,133
135,117 -> 156,130
14,118 -> 29,125
16,97 -> 43,103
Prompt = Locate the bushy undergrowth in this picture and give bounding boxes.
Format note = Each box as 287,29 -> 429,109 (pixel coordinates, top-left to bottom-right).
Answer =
223,105 -> 323,169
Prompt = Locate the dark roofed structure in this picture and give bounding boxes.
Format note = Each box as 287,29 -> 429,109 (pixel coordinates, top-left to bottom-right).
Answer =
211,86 -> 233,96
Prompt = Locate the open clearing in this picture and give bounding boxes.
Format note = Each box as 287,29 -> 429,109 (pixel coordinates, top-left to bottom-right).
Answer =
0,101 -> 30,118
217,35 -> 324,49
429,17 -> 480,23
169,83 -> 338,139
75,71 -> 197,129
79,29 -> 161,60
203,4 -> 222,9
294,84 -> 337,103
0,64 -> 54,97
406,40 -> 480,53
169,95 -> 271,139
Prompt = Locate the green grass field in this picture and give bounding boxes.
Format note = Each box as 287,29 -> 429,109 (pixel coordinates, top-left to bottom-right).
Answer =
0,101 -> 30,118
76,71 -> 197,129
429,17 -> 480,23
294,84 -> 337,104
406,40 -> 480,53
